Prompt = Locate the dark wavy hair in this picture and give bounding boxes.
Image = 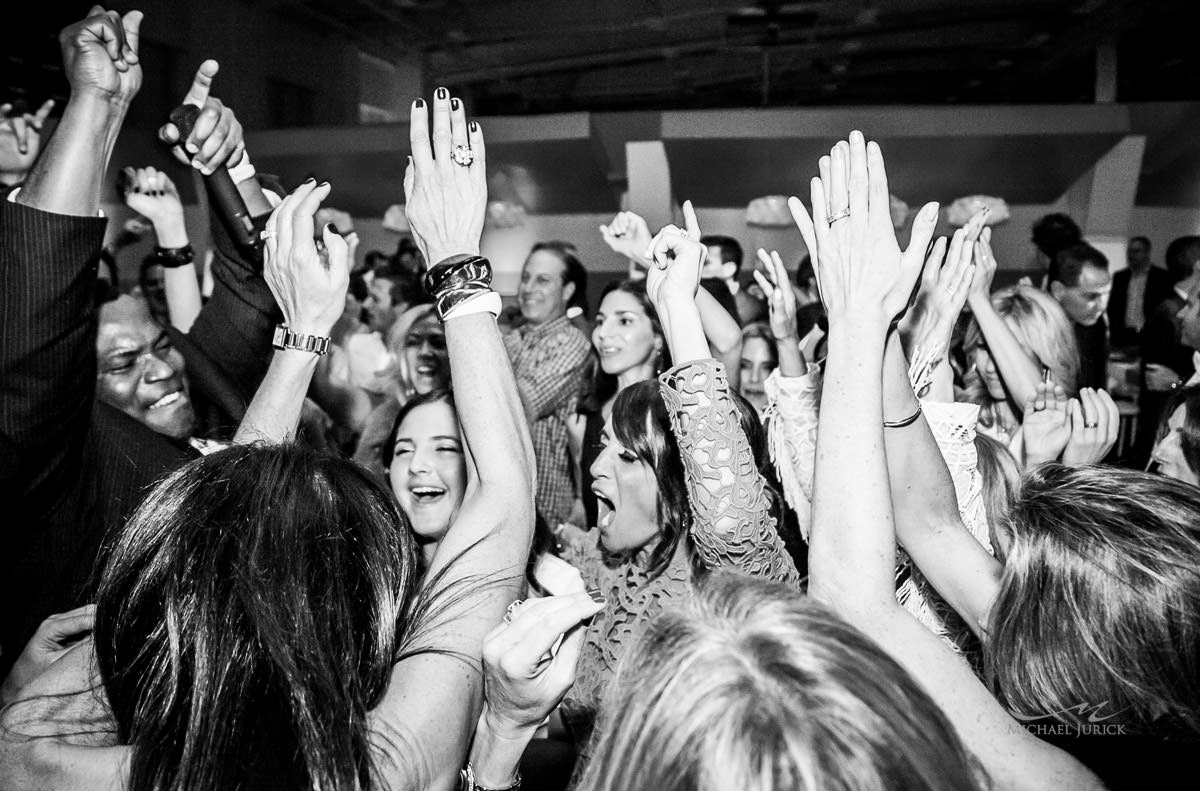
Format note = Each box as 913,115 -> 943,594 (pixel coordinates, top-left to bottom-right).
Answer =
94,444 -> 420,791
579,279 -> 669,415
1156,384 -> 1200,479
986,463 -> 1200,740
610,374 -> 782,578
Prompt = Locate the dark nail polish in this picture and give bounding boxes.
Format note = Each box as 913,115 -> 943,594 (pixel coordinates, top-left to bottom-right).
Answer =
304,177 -> 315,184
318,181 -> 329,188
414,98 -> 425,108
450,98 -> 460,111
325,222 -> 342,237
436,87 -> 447,100
469,121 -> 479,133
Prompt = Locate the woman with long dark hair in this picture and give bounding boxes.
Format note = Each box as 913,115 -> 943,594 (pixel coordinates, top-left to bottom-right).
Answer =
569,279 -> 668,529
557,203 -> 801,749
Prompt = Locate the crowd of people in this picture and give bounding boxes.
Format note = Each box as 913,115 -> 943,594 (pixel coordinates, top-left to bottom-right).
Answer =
1,7 -> 1198,791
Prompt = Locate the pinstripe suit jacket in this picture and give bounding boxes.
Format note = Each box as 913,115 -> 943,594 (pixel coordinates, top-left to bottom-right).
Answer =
0,192 -> 278,672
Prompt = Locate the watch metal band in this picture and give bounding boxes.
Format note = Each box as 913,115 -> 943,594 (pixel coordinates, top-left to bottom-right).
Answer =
272,324 -> 331,356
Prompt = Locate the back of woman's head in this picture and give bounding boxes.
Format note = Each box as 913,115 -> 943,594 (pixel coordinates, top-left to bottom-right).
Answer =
95,444 -> 418,791
963,284 -> 1080,396
580,573 -> 980,791
987,463 -> 1200,738
973,433 -> 1022,560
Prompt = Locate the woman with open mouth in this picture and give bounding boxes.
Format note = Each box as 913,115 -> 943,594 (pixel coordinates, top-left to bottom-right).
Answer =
556,202 -> 802,754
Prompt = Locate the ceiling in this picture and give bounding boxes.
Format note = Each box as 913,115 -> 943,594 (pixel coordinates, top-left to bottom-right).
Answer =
273,0 -> 1197,112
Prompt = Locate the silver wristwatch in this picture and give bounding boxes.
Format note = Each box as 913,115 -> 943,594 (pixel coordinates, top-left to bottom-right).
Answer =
272,324 -> 331,356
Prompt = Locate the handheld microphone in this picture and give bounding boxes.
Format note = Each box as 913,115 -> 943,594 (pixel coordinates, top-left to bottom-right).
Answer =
168,103 -> 258,248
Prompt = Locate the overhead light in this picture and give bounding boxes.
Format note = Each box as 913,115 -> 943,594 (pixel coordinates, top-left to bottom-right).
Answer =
745,195 -> 792,227
486,200 -> 527,229
382,204 -> 409,233
946,195 -> 1010,226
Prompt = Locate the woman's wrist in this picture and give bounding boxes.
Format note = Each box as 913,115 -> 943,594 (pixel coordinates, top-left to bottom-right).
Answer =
152,215 -> 188,249
469,707 -> 539,789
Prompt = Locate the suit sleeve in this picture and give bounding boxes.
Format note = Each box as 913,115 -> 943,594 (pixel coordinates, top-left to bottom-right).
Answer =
181,176 -> 281,420
0,198 -> 107,510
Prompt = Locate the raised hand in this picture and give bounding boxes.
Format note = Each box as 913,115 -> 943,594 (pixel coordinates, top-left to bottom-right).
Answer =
0,99 -> 54,159
912,211 -> 986,358
1022,382 -> 1072,466
122,166 -> 184,227
968,226 -> 999,306
790,132 -> 938,324
599,210 -> 653,266
754,248 -> 799,342
404,89 -> 487,268
158,60 -> 245,175
1063,387 -> 1120,465
261,180 -> 350,338
644,200 -> 704,307
58,6 -> 142,106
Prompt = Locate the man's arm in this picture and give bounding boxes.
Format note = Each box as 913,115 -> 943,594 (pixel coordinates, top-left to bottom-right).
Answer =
511,328 -> 591,423
0,8 -> 141,487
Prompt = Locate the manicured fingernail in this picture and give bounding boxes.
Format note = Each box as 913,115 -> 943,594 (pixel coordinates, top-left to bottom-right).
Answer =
469,121 -> 479,133
436,87 -> 447,100
450,98 -> 460,111
325,222 -> 342,237
186,142 -> 198,154
318,180 -> 329,188
414,98 -> 425,108
304,177 -> 315,184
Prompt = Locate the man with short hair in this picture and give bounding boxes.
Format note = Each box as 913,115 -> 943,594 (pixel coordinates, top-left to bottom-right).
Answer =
1048,243 -> 1112,390
1108,236 -> 1172,348
701,233 -> 761,325
506,242 -> 591,528
364,261 -> 421,333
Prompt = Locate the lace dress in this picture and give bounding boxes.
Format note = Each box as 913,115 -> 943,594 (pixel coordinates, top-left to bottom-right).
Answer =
763,364 -> 993,655
559,359 -> 800,744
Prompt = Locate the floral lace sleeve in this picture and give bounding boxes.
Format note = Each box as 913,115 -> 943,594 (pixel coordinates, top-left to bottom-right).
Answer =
658,360 -> 801,586
762,365 -> 822,542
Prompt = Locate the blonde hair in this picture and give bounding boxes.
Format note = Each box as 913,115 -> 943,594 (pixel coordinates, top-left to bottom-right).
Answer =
987,464 -> 1200,739
580,573 -> 982,791
973,433 -> 1022,561
963,286 -> 1079,424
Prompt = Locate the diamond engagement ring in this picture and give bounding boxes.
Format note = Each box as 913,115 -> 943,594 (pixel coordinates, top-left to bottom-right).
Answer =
450,144 -> 475,167
1084,421 -> 1099,429
827,207 -> 851,225
503,599 -> 524,625
259,228 -> 276,241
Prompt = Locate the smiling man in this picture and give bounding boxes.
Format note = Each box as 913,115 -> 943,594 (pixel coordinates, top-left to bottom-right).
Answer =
505,241 -> 592,528
96,295 -> 197,441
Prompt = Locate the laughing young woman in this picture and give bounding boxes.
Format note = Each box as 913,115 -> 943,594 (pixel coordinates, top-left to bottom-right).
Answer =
557,202 -> 801,749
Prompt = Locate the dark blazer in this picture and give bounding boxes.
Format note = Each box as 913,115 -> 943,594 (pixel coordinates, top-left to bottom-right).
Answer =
1108,266 -> 1174,348
0,187 -> 278,671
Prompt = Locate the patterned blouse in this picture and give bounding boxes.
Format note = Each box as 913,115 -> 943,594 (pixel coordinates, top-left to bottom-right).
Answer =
559,359 -> 801,744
